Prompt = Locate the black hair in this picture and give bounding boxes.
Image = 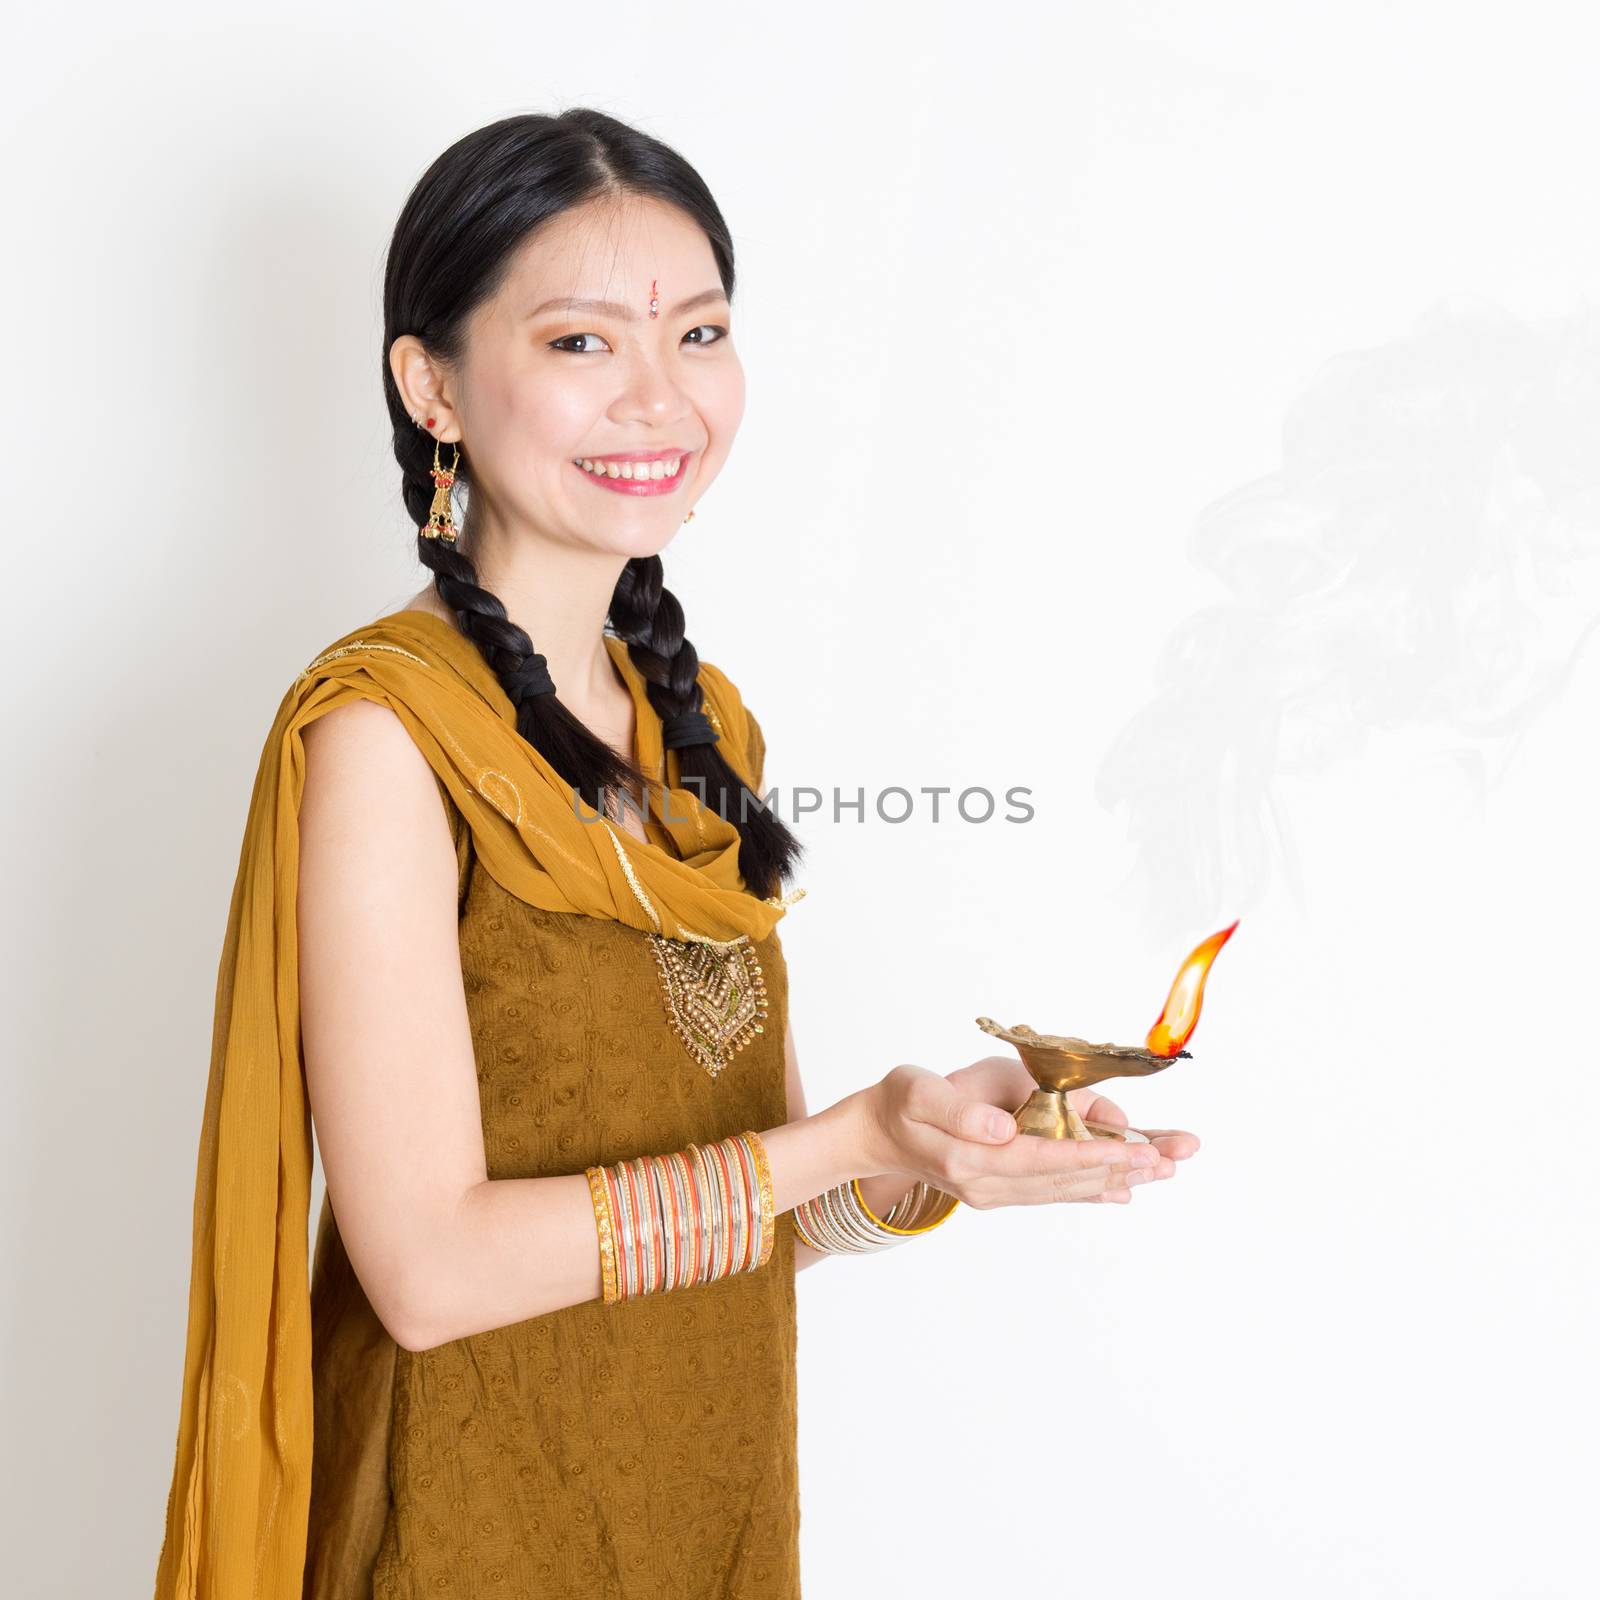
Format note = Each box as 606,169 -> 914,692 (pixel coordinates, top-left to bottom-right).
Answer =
380,108 -> 802,900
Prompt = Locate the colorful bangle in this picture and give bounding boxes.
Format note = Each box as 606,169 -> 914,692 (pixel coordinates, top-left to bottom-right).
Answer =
585,1130 -> 775,1305
791,1178 -> 961,1255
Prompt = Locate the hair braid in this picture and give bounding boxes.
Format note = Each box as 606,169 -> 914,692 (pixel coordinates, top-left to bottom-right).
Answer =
608,555 -> 704,720
609,556 -> 803,899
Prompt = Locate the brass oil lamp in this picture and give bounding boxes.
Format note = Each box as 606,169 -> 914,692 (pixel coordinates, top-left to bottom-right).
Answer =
977,920 -> 1237,1144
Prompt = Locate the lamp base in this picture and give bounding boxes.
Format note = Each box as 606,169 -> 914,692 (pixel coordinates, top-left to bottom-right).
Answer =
1012,1088 -> 1153,1144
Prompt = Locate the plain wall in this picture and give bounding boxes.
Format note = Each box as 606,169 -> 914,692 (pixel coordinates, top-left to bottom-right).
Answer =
3,3 -> 1596,1595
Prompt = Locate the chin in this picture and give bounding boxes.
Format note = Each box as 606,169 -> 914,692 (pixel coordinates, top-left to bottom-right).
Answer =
608,520 -> 688,563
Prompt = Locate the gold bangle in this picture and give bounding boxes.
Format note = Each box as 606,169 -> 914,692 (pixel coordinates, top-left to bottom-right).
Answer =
742,1129 -> 777,1268
584,1165 -> 620,1306
856,1178 -> 961,1234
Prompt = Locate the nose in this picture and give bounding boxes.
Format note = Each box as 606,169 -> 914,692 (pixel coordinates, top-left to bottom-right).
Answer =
607,352 -> 694,427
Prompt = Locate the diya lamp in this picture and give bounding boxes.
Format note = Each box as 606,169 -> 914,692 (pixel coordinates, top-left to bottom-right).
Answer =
976,920 -> 1238,1144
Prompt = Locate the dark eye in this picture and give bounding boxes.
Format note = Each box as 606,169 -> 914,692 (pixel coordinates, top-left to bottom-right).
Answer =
548,332 -> 611,354
684,325 -> 729,346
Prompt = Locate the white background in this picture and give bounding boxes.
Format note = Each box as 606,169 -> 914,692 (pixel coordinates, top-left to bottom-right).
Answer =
4,3 -> 1597,1595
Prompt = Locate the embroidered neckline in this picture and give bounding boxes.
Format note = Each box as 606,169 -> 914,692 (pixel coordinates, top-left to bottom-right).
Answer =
647,931 -> 769,1079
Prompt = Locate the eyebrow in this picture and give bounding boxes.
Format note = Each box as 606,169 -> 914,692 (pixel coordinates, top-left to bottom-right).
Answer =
525,288 -> 730,323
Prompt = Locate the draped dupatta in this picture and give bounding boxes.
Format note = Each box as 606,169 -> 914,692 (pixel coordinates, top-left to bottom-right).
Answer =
152,610 -> 801,1596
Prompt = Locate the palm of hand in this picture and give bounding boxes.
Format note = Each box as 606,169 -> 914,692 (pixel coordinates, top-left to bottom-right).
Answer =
945,1055 -> 1200,1197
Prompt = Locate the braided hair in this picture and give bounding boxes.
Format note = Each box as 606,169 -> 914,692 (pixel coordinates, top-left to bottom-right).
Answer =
381,108 -> 802,900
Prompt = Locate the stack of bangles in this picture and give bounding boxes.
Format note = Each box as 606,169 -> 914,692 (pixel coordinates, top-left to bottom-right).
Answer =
585,1132 -> 962,1304
790,1177 -> 961,1254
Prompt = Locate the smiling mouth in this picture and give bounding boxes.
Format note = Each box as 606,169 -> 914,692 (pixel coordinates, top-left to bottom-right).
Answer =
572,451 -> 689,481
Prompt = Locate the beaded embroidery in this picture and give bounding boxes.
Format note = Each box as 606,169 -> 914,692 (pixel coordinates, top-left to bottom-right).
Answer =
648,930 -> 768,1079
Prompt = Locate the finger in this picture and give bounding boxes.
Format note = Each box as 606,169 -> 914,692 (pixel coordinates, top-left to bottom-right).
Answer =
989,1134 -> 1164,1181
1081,1119 -> 1144,1142
1136,1129 -> 1201,1160
945,1056 -> 1035,1108
1078,1093 -> 1128,1130
1107,1151 -> 1177,1181
1074,1151 -> 1172,1199
1049,1163 -> 1132,1203
1013,1159 -> 1154,1205
1131,1156 -> 1176,1183
906,1070 -> 1020,1146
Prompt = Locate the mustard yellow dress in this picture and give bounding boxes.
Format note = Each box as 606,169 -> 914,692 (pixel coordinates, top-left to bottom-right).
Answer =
300,638 -> 800,1599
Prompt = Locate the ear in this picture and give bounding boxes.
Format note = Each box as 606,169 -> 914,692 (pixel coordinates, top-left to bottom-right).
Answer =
389,334 -> 461,443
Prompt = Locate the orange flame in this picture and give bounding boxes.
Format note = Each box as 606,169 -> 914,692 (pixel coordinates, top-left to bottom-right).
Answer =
1144,920 -> 1238,1056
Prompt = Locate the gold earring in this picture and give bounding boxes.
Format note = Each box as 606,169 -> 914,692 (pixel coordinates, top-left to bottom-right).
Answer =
421,438 -> 461,543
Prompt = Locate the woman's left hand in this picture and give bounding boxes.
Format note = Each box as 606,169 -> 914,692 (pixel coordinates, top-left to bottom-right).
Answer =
944,1055 -> 1200,1203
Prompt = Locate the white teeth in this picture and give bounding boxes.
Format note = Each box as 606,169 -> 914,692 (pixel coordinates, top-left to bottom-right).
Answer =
574,454 -> 684,479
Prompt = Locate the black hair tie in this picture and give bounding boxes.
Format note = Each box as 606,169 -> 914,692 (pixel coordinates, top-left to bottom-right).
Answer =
660,709 -> 720,750
504,652 -> 556,699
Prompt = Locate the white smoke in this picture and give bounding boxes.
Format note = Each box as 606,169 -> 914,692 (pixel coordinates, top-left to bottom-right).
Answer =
1096,294 -> 1600,937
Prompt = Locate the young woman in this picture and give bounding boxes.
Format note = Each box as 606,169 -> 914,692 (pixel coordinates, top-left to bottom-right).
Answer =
152,108 -> 1197,1600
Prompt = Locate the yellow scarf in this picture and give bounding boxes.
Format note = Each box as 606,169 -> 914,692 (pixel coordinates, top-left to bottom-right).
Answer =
151,608 -> 802,1596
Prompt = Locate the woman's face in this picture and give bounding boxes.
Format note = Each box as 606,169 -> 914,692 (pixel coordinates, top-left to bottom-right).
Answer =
439,194 -> 744,560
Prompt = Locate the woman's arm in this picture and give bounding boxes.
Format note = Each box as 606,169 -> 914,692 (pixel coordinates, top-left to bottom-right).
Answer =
783,1018 -> 921,1273
297,700 -> 884,1352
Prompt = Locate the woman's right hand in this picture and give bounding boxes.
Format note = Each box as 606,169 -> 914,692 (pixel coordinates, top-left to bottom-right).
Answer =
855,1064 -> 1167,1209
